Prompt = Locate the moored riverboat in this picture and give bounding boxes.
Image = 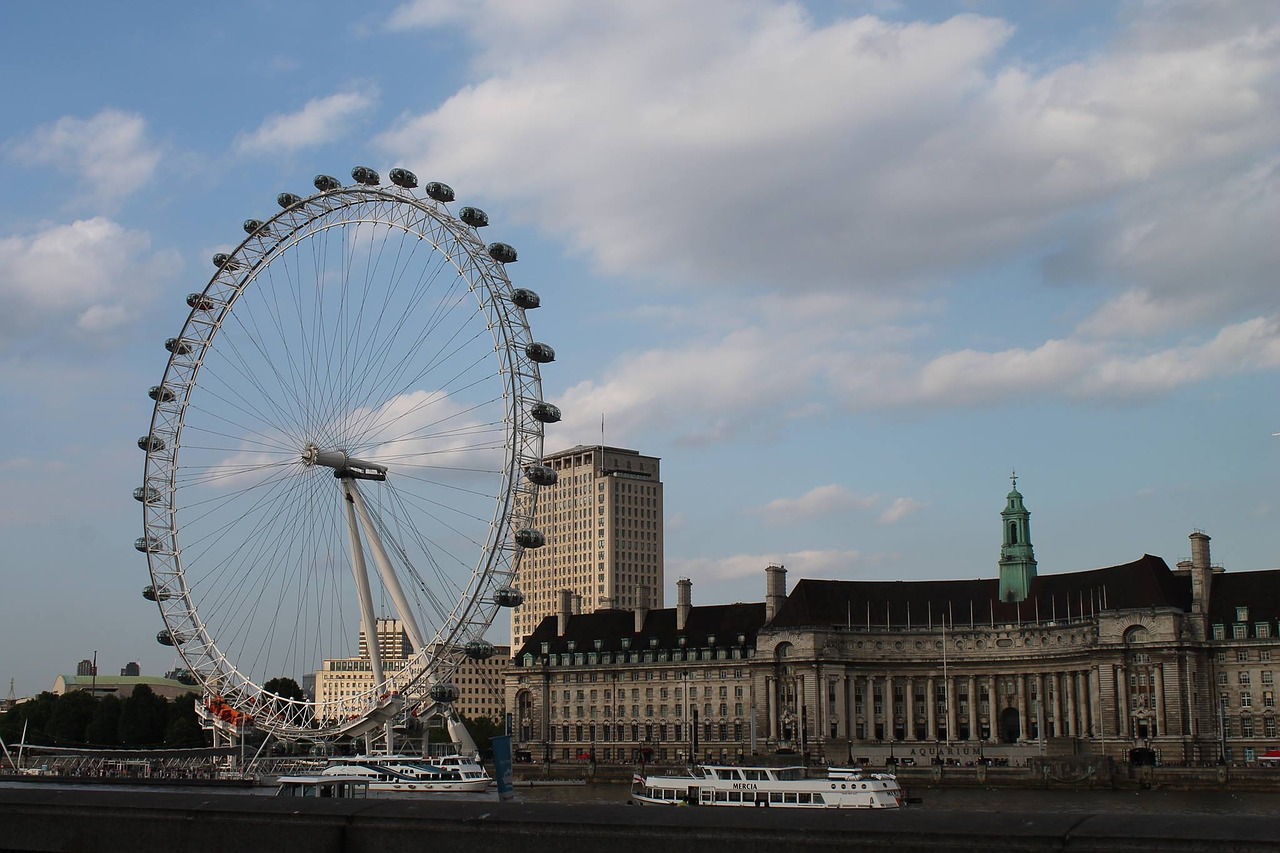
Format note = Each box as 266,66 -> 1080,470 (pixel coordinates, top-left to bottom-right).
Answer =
632,764 -> 902,809
276,774 -> 369,798
322,754 -> 492,793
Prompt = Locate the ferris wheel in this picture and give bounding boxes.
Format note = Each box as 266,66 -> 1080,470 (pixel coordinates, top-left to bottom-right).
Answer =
135,166 -> 561,744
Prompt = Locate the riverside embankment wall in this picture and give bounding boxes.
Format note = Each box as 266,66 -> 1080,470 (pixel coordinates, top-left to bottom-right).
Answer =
2,789 -> 1279,853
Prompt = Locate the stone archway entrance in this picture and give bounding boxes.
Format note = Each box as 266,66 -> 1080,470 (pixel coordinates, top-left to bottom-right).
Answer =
1000,707 -> 1021,743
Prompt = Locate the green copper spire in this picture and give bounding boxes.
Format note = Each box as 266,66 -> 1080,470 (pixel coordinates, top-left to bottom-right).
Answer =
998,470 -> 1037,603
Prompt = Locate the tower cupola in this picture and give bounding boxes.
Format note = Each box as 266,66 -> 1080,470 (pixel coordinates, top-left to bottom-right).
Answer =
998,471 -> 1038,603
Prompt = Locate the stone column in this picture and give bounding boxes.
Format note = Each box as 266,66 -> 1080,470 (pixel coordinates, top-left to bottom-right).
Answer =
1066,671 -> 1077,737
946,675 -> 959,743
987,675 -> 998,742
1154,664 -> 1166,737
766,676 -> 776,742
1077,669 -> 1090,739
905,675 -> 916,740
885,674 -> 895,740
1090,666 -> 1103,743
1116,665 -> 1130,740
834,671 -> 844,737
1049,672 -> 1062,738
968,675 -> 978,740
864,676 -> 874,740
1017,674 -> 1029,741
926,676 -> 937,740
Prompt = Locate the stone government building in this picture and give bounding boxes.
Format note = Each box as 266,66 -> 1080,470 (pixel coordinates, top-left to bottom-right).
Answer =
505,480 -> 1278,766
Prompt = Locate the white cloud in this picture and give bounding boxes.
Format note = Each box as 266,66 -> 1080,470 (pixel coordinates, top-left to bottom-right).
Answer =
878,497 -> 924,525
0,218 -> 181,349
669,549 -> 872,582
377,1 -> 1278,320
236,87 -> 379,155
11,109 -> 161,206
750,484 -> 877,525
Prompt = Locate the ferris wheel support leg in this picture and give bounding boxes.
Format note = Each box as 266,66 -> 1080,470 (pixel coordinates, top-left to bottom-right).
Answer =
346,482 -> 429,655
341,479 -> 386,688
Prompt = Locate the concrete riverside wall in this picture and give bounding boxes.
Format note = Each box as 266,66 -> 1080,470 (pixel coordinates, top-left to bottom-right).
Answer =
3,790 -> 1280,853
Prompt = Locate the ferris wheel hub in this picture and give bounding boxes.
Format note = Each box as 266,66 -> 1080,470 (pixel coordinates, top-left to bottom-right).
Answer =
301,444 -> 388,481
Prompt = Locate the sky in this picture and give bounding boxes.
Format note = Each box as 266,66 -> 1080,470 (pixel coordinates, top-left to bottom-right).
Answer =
0,0 -> 1277,699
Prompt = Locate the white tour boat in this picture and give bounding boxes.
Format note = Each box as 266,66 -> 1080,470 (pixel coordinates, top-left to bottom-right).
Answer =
632,764 -> 902,809
276,774 -> 369,799
322,753 -> 492,794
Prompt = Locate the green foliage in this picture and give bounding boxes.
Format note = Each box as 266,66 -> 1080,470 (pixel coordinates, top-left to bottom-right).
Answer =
118,684 -> 169,746
461,715 -> 505,753
262,677 -> 305,701
48,690 -> 95,743
85,695 -> 122,746
1,687 -> 207,750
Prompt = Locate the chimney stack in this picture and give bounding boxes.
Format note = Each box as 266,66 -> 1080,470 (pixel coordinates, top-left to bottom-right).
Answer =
1189,531 -> 1214,615
571,593 -> 582,616
557,589 -> 572,637
634,585 -> 649,634
676,578 -> 692,631
765,564 -> 787,622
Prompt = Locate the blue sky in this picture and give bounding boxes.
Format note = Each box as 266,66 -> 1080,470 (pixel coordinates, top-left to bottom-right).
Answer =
1,0 -> 1277,698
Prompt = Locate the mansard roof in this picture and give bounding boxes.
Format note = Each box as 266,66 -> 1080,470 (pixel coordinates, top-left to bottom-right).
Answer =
768,554 -> 1191,629
1206,570 -> 1280,624
515,602 -> 767,659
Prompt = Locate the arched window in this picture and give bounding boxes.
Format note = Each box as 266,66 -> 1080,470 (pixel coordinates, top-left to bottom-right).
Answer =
1008,521 -> 1019,544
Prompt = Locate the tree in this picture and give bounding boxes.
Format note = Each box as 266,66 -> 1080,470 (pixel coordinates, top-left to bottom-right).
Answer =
85,695 -> 122,746
461,715 -> 505,754
164,694 -> 206,748
118,684 -> 168,746
48,690 -> 95,744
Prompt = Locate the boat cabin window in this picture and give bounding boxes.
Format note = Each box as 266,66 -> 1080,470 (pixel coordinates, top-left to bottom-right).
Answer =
770,792 -> 783,803
743,769 -> 767,781
798,793 -> 812,804
812,793 -> 824,805
715,768 -> 742,780
728,791 -> 742,803
784,792 -> 798,804
715,791 -> 728,802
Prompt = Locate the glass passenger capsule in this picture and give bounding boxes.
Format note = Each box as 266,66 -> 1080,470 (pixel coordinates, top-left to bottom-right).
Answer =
494,586 -> 525,608
142,584 -> 173,601
425,181 -> 454,202
148,385 -> 176,403
524,464 -> 557,486
487,242 -> 517,264
313,174 -> 342,191
133,485 -> 162,504
514,528 -> 546,548
464,640 -> 496,660
511,288 -> 541,309
459,207 -> 489,228
351,166 -> 380,185
165,337 -> 194,355
138,435 -> 166,452
389,168 -> 418,189
156,630 -> 185,646
212,253 -> 239,270
243,219 -> 265,235
277,192 -> 302,209
429,682 -> 459,704
525,342 -> 555,364
135,536 -> 164,553
187,293 -> 216,311
530,402 -> 562,424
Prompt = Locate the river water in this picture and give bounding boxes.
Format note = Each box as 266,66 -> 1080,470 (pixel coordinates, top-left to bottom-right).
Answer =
3,780 -> 1275,816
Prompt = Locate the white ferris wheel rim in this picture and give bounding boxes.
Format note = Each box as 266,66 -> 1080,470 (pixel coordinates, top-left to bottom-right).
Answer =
137,171 -> 550,740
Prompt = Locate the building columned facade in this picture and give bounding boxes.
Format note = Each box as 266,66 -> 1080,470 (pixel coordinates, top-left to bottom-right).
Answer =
505,484 -> 1279,766
511,445 -> 664,650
